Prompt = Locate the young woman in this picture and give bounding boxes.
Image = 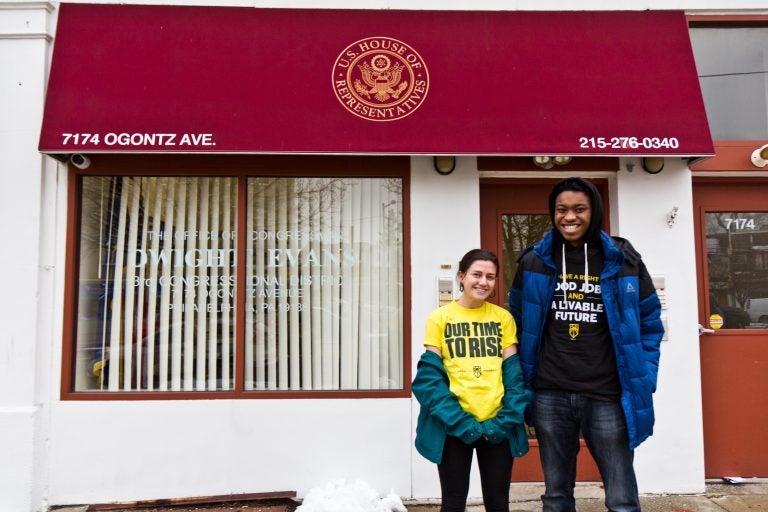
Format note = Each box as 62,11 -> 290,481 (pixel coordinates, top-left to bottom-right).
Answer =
412,249 -> 529,512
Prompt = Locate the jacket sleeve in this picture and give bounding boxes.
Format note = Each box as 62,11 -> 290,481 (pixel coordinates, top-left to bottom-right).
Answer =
638,262 -> 664,392
508,266 -> 524,328
412,351 -> 483,445
481,354 -> 530,444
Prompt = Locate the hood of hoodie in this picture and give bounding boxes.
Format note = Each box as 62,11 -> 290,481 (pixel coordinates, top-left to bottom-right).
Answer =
548,177 -> 604,246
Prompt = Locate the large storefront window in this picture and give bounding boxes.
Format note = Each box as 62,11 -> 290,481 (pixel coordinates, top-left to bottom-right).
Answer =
73,172 -> 405,394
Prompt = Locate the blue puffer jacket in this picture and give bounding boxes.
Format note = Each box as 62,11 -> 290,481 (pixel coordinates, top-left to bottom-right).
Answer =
508,229 -> 664,449
412,350 -> 529,463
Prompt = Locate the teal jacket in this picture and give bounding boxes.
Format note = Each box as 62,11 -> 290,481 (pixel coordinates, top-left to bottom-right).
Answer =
412,350 -> 530,463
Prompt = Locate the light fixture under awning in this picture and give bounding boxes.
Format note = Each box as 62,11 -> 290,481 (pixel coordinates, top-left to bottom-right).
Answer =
38,4 -> 713,157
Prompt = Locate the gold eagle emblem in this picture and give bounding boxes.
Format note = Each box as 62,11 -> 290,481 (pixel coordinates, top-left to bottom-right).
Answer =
354,54 -> 408,103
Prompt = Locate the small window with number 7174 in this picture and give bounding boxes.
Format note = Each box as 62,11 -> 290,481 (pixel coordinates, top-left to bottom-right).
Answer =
706,212 -> 768,329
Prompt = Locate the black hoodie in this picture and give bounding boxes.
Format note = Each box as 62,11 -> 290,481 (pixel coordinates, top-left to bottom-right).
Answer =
535,177 -> 621,398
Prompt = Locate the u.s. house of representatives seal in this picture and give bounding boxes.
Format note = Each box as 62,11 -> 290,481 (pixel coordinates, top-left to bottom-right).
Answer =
332,37 -> 429,122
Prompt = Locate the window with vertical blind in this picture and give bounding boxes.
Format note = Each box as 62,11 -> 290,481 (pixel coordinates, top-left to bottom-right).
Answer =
244,178 -> 403,391
67,158 -> 408,397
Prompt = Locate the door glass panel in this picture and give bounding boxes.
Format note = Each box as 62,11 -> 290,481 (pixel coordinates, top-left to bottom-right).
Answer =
501,213 -> 551,439
501,213 -> 551,308
706,212 -> 768,329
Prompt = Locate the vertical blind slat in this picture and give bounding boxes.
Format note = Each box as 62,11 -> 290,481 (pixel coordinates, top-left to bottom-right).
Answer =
370,183 -> 381,389
331,185 -> 341,388
108,179 -> 128,391
340,184 -> 354,389
350,181 -> 362,387
277,180 -> 289,390
357,180 -> 372,389
170,180 -> 186,391
182,181 -> 198,391
245,181 -> 256,390
134,178 -> 151,389
266,185 -> 277,389
158,180 -> 175,390
309,193 -> 322,389
288,184 -> 301,390
195,178 -> 210,390
299,188 -> 312,389
254,183 -> 266,389
208,178 -> 221,390
145,178 -> 164,390
122,178 -> 141,390
221,180 -> 233,390
320,184 -> 333,389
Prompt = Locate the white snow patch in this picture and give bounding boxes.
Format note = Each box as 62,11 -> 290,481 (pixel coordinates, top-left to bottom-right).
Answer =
296,479 -> 407,512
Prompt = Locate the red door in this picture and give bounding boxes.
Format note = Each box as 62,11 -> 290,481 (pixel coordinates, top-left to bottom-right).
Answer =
479,178 -> 609,482
693,179 -> 768,477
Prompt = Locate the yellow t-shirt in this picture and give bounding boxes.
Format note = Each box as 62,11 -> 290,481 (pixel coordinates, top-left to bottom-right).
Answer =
424,300 -> 518,421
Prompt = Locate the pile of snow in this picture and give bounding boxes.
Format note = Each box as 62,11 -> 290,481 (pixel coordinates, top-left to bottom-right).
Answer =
296,479 -> 407,512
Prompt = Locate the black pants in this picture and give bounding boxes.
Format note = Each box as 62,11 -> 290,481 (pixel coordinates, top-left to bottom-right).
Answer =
437,435 -> 514,512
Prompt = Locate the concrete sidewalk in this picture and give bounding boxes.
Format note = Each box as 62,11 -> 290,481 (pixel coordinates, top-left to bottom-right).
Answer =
52,481 -> 768,511
405,481 -> 768,512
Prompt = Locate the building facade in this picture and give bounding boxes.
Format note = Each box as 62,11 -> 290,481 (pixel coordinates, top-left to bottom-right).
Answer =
1,0 -> 767,510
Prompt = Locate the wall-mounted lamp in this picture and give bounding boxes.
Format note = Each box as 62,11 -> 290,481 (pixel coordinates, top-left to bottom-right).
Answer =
642,157 -> 665,174
433,155 -> 456,175
751,144 -> 768,168
533,155 -> 571,169
533,155 -> 553,169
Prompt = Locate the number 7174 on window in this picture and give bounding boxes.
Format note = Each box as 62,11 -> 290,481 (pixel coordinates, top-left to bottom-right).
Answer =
724,218 -> 756,230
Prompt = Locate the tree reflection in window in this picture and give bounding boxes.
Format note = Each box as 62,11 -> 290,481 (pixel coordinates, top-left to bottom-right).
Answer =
501,214 -> 551,302
706,212 -> 768,329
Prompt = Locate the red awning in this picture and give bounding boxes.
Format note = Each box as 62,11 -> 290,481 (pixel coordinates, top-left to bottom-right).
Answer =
38,4 -> 713,156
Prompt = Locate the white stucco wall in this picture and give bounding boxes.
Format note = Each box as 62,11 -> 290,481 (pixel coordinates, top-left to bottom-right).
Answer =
0,2 -> 55,511
614,160 -> 706,493
47,399 -> 413,504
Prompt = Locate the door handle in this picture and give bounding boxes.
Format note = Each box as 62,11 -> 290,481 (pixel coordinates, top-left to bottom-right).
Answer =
698,324 -> 715,335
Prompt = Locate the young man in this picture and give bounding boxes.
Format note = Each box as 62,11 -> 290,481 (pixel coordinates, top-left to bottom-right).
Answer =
508,177 -> 664,512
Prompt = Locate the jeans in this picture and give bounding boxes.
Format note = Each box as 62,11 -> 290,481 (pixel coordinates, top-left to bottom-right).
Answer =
533,390 -> 640,512
437,435 -> 514,512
